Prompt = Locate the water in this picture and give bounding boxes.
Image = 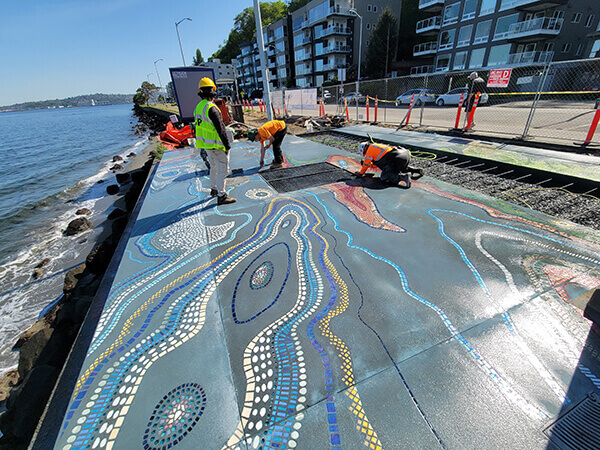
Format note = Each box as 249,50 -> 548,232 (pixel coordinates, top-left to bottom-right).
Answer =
0,104 -> 147,377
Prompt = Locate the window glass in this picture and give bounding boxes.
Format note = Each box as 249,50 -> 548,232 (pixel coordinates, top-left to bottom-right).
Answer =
274,26 -> 284,40
469,48 -> 486,67
561,43 -> 571,53
585,14 -> 595,28
571,13 -> 582,23
443,2 -> 460,26
439,29 -> 456,50
457,25 -> 473,47
277,54 -> 286,65
494,14 -> 518,40
488,44 -> 511,66
480,0 -> 496,16
453,51 -> 468,70
463,0 -> 478,20
590,39 -> 600,58
275,41 -> 285,52
309,2 -> 329,23
436,54 -> 451,71
474,20 -> 492,43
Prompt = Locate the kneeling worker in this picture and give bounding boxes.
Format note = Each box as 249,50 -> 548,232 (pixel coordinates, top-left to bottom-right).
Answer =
247,119 -> 287,169
355,141 -> 423,188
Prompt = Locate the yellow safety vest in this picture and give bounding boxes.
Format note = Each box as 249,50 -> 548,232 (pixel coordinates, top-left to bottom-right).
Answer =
194,100 -> 226,151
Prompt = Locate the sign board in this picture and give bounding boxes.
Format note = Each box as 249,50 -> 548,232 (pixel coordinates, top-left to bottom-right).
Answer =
338,68 -> 347,83
487,69 -> 512,88
169,66 -> 215,122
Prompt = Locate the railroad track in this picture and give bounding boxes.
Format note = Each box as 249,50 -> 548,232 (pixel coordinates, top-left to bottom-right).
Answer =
300,130 -> 600,232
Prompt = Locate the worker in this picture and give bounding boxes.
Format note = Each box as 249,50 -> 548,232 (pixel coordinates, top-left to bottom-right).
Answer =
355,142 -> 423,188
247,119 -> 287,169
464,71 -> 486,127
194,77 -> 236,205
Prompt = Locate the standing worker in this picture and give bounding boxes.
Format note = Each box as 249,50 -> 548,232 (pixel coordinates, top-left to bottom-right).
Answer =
355,141 -> 423,188
464,72 -> 486,127
194,77 -> 236,205
247,119 -> 287,169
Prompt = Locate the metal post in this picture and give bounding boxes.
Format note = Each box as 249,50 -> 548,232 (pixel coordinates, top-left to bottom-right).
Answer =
175,18 -> 192,66
420,74 -> 428,126
522,63 -> 550,139
254,0 -> 273,121
384,78 -> 388,124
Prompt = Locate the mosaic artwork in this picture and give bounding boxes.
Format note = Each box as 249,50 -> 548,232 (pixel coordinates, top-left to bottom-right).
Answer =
53,137 -> 600,449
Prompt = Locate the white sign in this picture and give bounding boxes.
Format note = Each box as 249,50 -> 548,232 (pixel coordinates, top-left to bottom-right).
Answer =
487,69 -> 512,88
517,76 -> 533,85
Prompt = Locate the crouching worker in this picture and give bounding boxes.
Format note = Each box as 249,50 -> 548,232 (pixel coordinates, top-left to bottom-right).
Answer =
247,119 -> 287,169
355,142 -> 423,188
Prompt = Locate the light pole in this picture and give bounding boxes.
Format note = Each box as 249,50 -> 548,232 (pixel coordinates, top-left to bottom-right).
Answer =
175,18 -> 192,66
147,73 -> 153,82
254,0 -> 273,120
349,8 -> 362,120
154,59 -> 163,89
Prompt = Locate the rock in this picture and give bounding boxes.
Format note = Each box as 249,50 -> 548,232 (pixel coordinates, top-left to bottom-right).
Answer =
106,184 -> 119,195
63,264 -> 86,294
110,164 -> 124,172
112,155 -> 123,162
65,217 -> 92,236
76,208 -> 91,215
97,179 -> 105,184
127,152 -> 136,157
32,269 -> 43,280
0,370 -> 19,403
116,172 -> 131,184
35,258 -> 51,269
16,327 -> 53,380
107,208 -> 126,220
86,236 -> 119,275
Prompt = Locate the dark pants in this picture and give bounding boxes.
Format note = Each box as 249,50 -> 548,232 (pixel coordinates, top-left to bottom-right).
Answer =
271,126 -> 287,164
376,148 -> 411,184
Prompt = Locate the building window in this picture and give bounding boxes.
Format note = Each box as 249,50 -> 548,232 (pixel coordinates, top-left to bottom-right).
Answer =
474,20 -> 492,44
553,10 -> 564,19
571,13 -> 582,24
439,29 -> 456,50
457,25 -> 473,47
494,13 -> 519,40
480,0 -> 497,16
590,39 -> 600,58
443,2 -> 460,26
488,44 -> 511,66
436,54 -> 451,71
585,14 -> 595,28
373,6 -> 378,12
462,0 -> 478,21
576,44 -> 584,56
453,51 -> 468,70
366,23 -> 371,30
366,40 -> 370,46
561,43 -> 571,53
367,5 -> 372,12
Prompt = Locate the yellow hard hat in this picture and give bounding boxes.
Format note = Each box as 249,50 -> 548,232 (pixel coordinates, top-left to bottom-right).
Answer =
198,77 -> 216,91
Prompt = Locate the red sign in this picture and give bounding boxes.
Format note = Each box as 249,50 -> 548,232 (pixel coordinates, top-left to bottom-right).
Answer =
487,69 -> 512,87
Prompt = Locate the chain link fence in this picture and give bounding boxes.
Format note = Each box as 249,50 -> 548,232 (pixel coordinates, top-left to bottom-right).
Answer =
312,57 -> 600,145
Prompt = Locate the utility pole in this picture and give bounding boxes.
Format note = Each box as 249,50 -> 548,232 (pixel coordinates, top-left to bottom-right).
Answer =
253,0 -> 273,120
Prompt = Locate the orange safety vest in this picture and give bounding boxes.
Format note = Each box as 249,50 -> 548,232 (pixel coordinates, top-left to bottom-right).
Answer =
358,143 -> 393,174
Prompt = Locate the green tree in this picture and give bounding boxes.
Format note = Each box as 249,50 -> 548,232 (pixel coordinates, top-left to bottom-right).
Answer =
364,8 -> 398,79
396,0 -> 429,63
287,0 -> 311,13
193,49 -> 204,65
212,1 -> 287,63
133,81 -> 159,105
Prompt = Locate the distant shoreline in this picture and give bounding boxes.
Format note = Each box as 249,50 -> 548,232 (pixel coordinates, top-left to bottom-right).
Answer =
0,94 -> 133,113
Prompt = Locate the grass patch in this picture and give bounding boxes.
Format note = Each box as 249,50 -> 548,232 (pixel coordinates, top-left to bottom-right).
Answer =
151,144 -> 167,160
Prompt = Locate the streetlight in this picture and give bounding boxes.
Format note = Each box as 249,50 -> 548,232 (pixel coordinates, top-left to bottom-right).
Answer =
147,73 -> 153,82
154,59 -> 163,89
349,8 -> 362,120
175,18 -> 192,66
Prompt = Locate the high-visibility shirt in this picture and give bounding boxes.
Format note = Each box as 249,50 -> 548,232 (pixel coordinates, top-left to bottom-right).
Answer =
257,120 -> 286,143
358,143 -> 394,174
194,100 -> 226,151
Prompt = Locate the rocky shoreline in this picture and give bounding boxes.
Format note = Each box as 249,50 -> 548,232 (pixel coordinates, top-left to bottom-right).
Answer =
0,108 -> 167,448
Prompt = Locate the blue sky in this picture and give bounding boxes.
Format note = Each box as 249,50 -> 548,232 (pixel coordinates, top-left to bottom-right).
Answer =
0,0 -> 254,106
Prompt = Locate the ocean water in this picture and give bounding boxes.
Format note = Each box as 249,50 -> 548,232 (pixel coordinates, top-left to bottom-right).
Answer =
0,104 -> 147,377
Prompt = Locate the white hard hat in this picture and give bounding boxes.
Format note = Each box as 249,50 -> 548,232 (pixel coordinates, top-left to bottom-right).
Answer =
359,142 -> 369,154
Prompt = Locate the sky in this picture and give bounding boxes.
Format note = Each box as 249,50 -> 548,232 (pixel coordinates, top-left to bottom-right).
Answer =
0,0 -> 255,106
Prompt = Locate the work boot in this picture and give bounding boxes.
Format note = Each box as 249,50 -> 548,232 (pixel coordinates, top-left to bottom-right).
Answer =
217,194 -> 236,205
270,162 -> 283,169
210,189 -> 218,197
411,168 -> 424,180
398,173 -> 411,189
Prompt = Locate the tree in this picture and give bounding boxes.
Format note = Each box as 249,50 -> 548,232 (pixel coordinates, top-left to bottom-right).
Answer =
396,0 -> 429,62
287,0 -> 311,13
364,8 -> 399,79
193,49 -> 204,65
211,1 -> 287,63
133,81 -> 159,105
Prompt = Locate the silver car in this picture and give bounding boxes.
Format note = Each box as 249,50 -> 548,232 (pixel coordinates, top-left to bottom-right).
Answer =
436,87 -> 489,106
395,89 -> 436,106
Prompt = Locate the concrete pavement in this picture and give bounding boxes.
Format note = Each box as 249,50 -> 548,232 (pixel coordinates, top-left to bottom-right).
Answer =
42,131 -> 600,449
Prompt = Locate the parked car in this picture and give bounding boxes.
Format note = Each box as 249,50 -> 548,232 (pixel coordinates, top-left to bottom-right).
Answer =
320,90 -> 334,103
395,89 -> 436,106
436,87 -> 489,106
339,92 -> 366,105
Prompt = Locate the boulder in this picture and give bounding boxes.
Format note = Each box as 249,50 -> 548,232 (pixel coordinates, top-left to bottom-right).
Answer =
76,208 -> 90,215
86,236 -> 119,275
32,269 -> 43,280
116,172 -> 131,184
107,208 -> 126,220
127,152 -> 136,157
35,258 -> 51,269
0,370 -> 19,403
63,264 -> 86,294
112,155 -> 123,162
110,164 -> 124,172
65,217 -> 92,236
15,327 -> 53,380
106,184 -> 119,195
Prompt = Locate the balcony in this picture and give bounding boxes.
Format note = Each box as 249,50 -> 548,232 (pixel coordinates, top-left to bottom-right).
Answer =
308,5 -> 353,25
315,25 -> 352,39
416,16 -> 441,35
321,44 -> 351,55
293,20 -> 308,32
410,65 -> 435,75
507,17 -> 563,41
507,50 -> 554,65
414,41 -> 437,56
295,52 -> 312,62
499,0 -> 567,12
418,0 -> 444,12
